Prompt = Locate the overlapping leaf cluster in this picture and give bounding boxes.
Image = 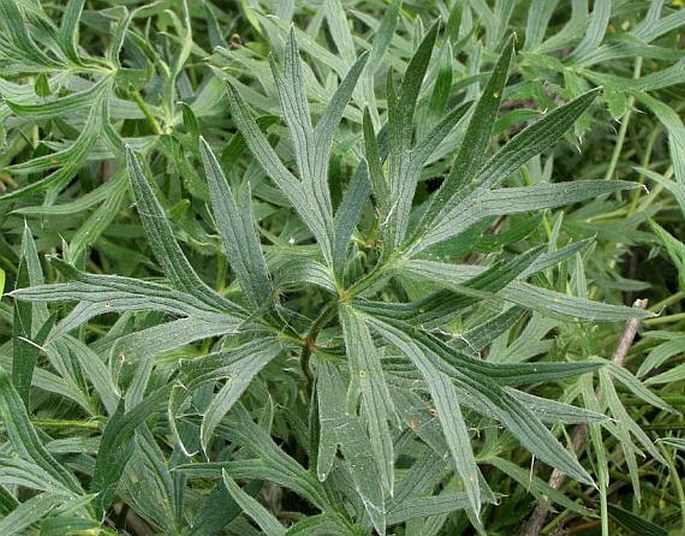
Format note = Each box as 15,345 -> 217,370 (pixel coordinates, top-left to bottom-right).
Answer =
0,1 -> 683,534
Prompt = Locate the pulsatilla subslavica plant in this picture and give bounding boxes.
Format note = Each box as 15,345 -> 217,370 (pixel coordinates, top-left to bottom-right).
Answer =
9,25 -> 653,535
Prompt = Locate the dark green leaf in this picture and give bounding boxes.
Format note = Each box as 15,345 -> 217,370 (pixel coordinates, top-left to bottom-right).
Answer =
607,503 -> 667,536
421,35 -> 515,229
222,470 -> 286,536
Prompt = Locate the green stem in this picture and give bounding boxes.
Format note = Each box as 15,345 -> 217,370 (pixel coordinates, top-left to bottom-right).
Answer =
130,87 -> 163,136
603,57 -> 643,181
30,418 -> 100,430
600,480 -> 609,536
585,207 -> 629,223
300,346 -> 314,388
637,183 -> 664,213
622,394 -> 685,406
649,290 -> 685,312
0,256 -> 18,275
307,304 -> 338,341
628,125 -> 661,215
643,424 -> 685,431
644,312 -> 685,326
215,254 -> 227,294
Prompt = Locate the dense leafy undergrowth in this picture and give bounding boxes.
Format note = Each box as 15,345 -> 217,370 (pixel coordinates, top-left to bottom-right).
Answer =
0,1 -> 683,535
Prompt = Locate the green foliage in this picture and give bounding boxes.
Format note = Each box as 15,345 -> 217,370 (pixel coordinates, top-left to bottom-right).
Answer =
0,1 -> 683,535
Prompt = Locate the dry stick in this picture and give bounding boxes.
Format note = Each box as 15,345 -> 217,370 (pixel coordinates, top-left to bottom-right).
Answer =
520,298 -> 648,536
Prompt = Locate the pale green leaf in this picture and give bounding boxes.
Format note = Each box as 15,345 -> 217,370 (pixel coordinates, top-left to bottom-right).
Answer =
1,88 -> 109,201
67,171 -> 128,264
316,360 -> 386,535
10,258 -> 246,338
387,493 -> 472,525
127,147 -> 245,316
368,317 -> 594,486
223,82 -> 333,261
471,89 -> 600,194
404,355 -> 481,517
200,137 -> 273,308
58,0 -> 85,64
524,0 -> 560,51
12,170 -> 126,217
399,255 -> 655,323
507,389 -> 608,425
341,305 -> 397,495
95,315 -> 244,363
568,0 -> 611,62
418,169 -> 626,253
285,512 -> 355,536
